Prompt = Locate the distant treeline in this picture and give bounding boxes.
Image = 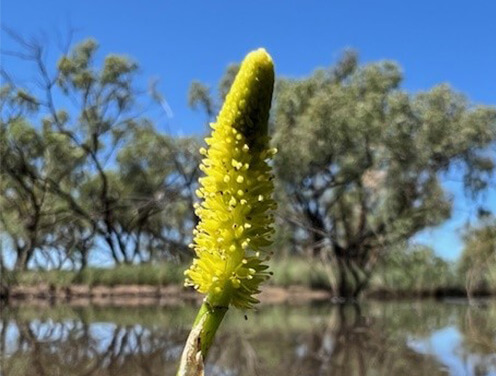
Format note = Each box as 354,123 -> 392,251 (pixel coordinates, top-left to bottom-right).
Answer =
1,33 -> 495,298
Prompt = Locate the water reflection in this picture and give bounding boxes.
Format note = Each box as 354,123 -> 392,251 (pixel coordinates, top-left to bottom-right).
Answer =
0,301 -> 495,375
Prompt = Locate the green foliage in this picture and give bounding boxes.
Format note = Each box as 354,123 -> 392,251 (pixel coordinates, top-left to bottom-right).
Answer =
15,269 -> 76,287
270,251 -> 461,294
373,245 -> 459,293
458,217 -> 496,292
270,51 -> 496,297
269,257 -> 331,289
1,35 -> 201,271
15,263 -> 186,287
76,263 -> 186,286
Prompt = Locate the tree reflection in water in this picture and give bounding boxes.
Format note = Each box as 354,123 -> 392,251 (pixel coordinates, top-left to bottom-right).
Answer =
0,301 -> 495,375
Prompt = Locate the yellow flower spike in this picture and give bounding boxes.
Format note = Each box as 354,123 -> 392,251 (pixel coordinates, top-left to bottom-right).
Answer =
185,48 -> 275,310
177,48 -> 275,376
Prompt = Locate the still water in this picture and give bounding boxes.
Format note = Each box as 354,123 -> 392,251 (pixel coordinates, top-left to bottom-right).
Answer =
0,300 -> 495,376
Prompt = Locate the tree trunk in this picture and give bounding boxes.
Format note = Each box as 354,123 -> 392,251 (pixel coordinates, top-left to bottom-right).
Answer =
309,230 -> 325,257
335,253 -> 368,300
80,252 -> 88,271
13,246 -> 32,272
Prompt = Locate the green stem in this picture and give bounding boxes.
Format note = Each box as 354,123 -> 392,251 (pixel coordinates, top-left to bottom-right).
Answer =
176,293 -> 230,376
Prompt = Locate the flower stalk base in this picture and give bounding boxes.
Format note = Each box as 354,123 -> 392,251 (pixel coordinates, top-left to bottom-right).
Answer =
176,297 -> 229,376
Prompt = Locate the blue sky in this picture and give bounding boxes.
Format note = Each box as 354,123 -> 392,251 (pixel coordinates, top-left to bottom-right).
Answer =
2,0 -> 495,261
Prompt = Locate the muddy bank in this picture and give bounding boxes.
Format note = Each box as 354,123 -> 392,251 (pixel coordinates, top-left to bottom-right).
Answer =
2,283 -> 487,307
1,284 -> 333,306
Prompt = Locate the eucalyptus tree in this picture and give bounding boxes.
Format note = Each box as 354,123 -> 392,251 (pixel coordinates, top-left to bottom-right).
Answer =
1,32 -> 199,269
0,80 -> 86,270
272,51 -> 496,298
